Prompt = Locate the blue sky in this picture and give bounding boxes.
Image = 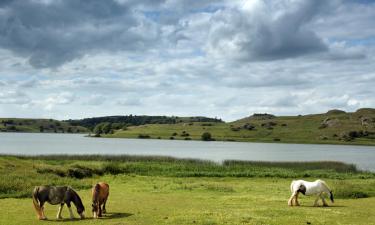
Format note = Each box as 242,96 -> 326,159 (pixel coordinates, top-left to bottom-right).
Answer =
0,0 -> 375,121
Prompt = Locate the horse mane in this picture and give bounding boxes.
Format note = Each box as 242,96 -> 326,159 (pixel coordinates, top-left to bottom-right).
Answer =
70,188 -> 85,213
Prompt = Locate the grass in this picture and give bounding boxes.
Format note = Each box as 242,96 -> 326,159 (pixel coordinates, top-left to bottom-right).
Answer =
1,175 -> 375,225
1,155 -> 375,199
1,155 -> 375,224
104,108 -> 375,146
0,118 -> 88,133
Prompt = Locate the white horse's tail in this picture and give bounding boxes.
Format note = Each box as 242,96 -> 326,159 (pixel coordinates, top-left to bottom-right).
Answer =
319,180 -> 334,203
290,180 -> 295,193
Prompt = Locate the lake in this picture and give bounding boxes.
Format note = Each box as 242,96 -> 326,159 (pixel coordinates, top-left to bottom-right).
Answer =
1,133 -> 375,171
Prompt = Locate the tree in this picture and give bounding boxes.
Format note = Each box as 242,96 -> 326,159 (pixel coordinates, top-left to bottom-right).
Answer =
93,124 -> 103,135
101,122 -> 112,134
39,126 -> 44,132
201,132 -> 212,141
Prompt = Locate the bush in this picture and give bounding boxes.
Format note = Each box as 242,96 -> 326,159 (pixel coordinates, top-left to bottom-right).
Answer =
67,166 -> 94,179
201,132 -> 212,141
138,134 -> 150,139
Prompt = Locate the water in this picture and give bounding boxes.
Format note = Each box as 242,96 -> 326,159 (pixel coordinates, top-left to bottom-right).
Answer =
0,133 -> 374,171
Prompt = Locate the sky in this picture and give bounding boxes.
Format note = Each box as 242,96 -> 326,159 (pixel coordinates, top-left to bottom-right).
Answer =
0,0 -> 375,121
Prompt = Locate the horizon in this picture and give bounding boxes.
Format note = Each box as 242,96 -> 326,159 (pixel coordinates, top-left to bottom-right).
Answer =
1,107 -> 372,123
1,0 -> 375,121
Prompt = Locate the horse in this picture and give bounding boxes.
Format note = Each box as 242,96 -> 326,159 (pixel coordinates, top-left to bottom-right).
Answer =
32,186 -> 85,220
288,179 -> 334,207
92,182 -> 109,218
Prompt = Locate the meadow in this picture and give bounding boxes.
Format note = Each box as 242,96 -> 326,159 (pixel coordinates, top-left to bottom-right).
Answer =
105,108 -> 375,146
1,155 -> 375,224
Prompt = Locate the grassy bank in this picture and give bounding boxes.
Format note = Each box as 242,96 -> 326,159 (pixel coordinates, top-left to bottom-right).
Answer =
0,118 -> 88,133
1,175 -> 375,224
103,108 -> 375,146
1,155 -> 375,199
1,155 -> 375,224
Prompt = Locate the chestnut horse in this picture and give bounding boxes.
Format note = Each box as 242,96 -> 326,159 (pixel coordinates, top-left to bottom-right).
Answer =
91,182 -> 109,218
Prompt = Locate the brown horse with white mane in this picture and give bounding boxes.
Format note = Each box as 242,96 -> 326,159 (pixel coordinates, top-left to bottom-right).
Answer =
92,182 -> 109,218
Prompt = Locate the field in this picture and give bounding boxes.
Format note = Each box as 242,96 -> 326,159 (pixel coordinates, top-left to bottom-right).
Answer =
104,108 -> 375,146
0,118 -> 88,133
1,155 -> 375,224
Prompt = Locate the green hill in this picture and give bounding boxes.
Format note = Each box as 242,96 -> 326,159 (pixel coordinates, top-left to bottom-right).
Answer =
0,118 -> 88,133
102,108 -> 375,146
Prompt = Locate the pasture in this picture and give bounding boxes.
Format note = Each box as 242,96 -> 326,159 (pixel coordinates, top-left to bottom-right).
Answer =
1,156 -> 375,224
106,108 -> 375,146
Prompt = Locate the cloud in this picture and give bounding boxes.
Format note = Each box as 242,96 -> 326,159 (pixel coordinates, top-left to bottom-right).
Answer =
116,98 -> 141,106
0,0 -> 160,68
205,0 -> 332,61
0,0 -> 374,120
39,92 -> 76,110
84,94 -> 106,106
0,90 -> 31,104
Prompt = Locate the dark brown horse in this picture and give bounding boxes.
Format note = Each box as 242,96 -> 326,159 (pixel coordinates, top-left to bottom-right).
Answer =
92,182 -> 109,218
32,186 -> 85,220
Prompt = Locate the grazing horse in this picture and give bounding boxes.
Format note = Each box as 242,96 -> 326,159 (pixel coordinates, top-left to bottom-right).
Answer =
32,186 -> 85,220
92,182 -> 109,218
288,179 -> 334,207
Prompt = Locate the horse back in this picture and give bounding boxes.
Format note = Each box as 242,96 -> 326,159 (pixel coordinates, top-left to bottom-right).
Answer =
34,185 -> 69,205
92,182 -> 109,202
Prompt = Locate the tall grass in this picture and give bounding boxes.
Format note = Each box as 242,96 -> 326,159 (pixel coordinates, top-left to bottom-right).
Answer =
0,155 -> 374,198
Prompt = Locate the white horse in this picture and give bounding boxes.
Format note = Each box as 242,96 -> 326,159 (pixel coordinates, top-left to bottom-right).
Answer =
288,179 -> 334,207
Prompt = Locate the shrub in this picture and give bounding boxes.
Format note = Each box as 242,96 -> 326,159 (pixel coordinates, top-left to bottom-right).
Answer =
138,134 -> 150,139
201,132 -> 212,141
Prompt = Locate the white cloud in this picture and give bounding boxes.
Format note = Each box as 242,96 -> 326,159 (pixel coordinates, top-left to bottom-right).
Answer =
0,0 -> 374,121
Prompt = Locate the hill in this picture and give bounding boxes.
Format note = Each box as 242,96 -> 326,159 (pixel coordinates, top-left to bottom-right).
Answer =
0,118 -> 88,133
102,108 -> 375,145
66,115 -> 223,130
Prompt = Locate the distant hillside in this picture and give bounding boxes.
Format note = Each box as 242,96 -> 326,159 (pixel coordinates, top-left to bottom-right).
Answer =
102,108 -> 375,146
0,118 -> 88,133
66,115 -> 223,130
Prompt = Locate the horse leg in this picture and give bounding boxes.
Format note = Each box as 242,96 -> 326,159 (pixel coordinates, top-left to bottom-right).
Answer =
321,194 -> 328,206
314,195 -> 320,207
67,202 -> 74,219
40,202 -> 47,220
102,198 -> 108,214
56,203 -> 64,219
294,192 -> 300,206
98,202 -> 103,217
288,191 -> 297,206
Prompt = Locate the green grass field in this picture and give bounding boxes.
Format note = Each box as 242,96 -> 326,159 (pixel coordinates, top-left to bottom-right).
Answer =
0,118 -> 88,133
104,108 -> 375,146
1,156 -> 375,224
1,175 -> 375,225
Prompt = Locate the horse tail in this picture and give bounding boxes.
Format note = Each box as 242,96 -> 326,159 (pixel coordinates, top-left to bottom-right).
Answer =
290,180 -> 295,193
32,187 -> 42,219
